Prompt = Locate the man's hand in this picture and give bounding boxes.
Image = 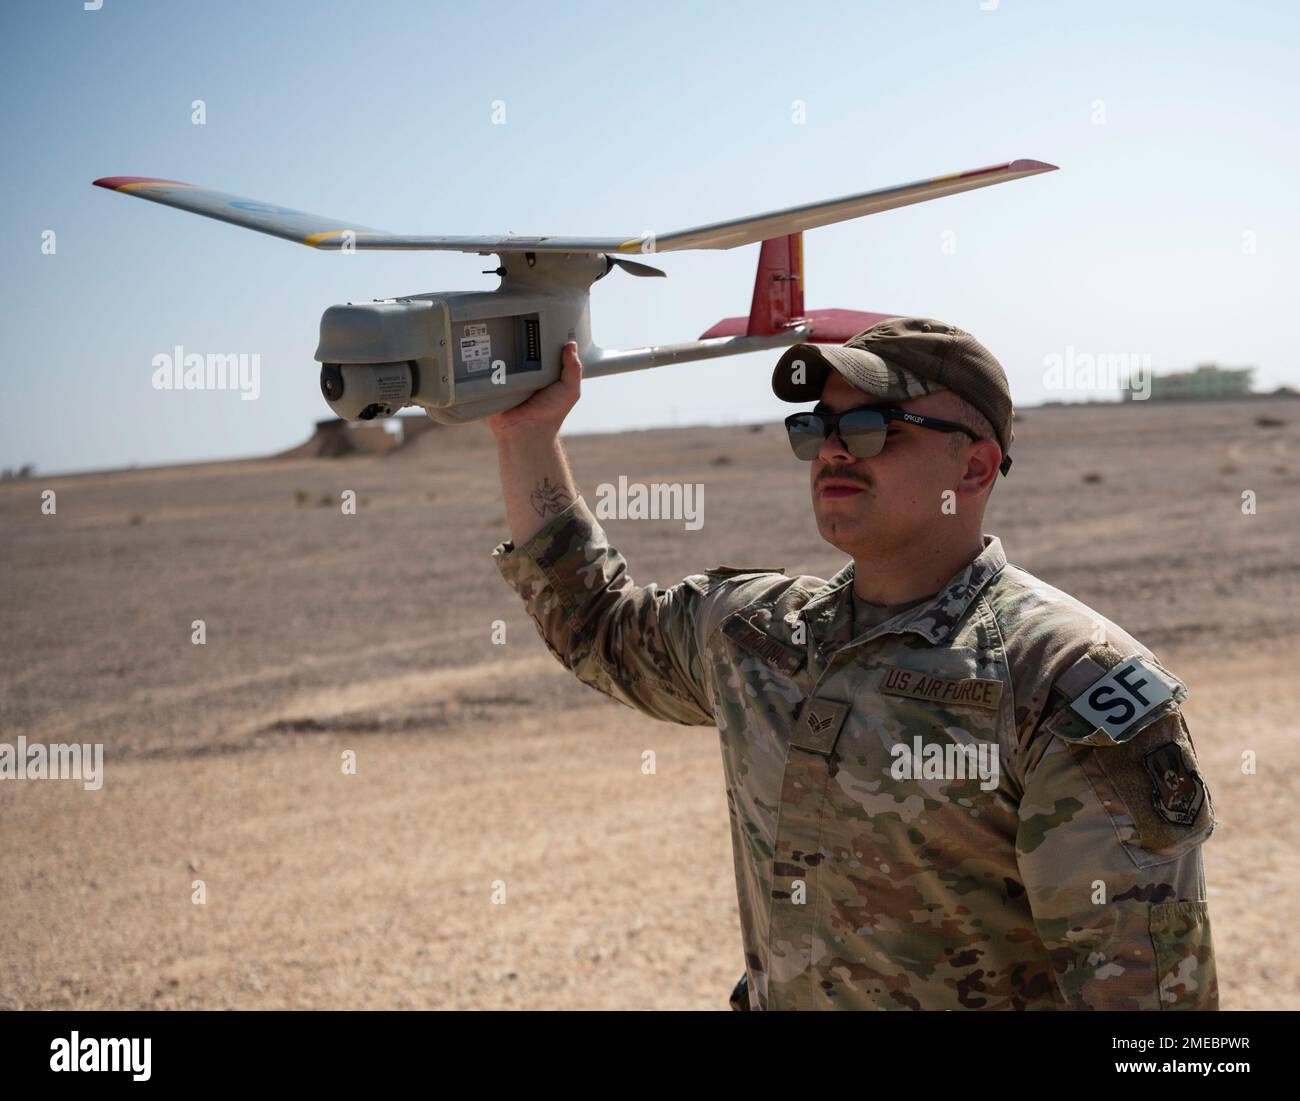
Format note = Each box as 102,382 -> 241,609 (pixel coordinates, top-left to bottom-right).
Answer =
487,341 -> 583,441
490,342 -> 584,546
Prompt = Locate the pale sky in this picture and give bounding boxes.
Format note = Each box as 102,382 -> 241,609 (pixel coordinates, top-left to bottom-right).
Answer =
3,0 -> 1297,474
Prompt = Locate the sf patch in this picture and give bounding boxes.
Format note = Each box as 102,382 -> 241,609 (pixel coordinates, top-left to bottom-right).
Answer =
1143,740 -> 1207,826
1067,653 -> 1179,743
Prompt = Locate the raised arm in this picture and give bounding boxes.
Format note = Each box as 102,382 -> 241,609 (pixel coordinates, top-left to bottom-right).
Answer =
488,341 -> 584,546
487,343 -> 716,726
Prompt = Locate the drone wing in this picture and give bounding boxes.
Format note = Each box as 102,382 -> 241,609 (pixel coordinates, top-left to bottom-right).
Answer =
91,176 -> 631,252
91,177 -> 396,249
94,159 -> 1055,254
635,159 -> 1057,253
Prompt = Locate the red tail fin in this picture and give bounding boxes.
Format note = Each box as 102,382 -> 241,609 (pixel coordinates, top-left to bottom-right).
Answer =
700,232 -> 894,343
747,233 -> 805,336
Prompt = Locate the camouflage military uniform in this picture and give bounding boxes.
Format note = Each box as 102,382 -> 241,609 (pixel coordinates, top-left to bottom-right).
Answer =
493,497 -> 1218,1011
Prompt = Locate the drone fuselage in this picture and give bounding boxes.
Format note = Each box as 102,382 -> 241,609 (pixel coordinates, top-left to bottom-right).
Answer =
315,251 -> 601,424
314,250 -> 808,424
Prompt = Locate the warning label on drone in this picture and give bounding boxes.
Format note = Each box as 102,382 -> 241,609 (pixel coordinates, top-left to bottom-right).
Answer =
460,324 -> 492,373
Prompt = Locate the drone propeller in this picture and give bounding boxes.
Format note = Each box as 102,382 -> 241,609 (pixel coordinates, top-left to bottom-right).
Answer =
600,255 -> 667,279
93,160 -> 1056,254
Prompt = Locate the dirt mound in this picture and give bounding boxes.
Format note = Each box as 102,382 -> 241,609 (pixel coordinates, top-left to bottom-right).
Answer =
274,418 -> 408,460
384,415 -> 495,460
274,414 -> 494,461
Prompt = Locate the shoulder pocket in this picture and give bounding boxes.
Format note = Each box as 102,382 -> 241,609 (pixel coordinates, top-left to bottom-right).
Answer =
1041,647 -> 1213,867
1062,708 -> 1216,868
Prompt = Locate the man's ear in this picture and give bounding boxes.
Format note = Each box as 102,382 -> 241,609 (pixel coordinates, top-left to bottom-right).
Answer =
961,440 -> 1001,495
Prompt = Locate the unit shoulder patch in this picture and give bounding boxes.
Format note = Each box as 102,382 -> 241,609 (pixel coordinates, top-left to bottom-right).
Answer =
1143,739 -> 1208,826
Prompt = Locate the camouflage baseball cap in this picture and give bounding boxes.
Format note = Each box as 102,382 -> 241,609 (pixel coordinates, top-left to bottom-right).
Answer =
772,316 -> 1014,458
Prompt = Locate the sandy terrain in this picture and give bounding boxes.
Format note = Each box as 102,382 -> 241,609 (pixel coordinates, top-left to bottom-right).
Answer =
1,398 -> 1297,1010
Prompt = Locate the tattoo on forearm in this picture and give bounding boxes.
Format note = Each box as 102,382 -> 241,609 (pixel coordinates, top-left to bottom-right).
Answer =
529,477 -> 572,518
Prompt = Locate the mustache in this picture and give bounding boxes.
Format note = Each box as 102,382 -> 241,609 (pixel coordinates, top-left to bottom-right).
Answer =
815,465 -> 872,490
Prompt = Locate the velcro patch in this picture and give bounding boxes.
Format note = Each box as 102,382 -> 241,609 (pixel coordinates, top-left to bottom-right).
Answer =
879,665 -> 1003,711
721,612 -> 805,677
1068,654 -> 1182,744
1065,708 -> 1215,867
791,696 -> 850,754
1143,740 -> 1207,826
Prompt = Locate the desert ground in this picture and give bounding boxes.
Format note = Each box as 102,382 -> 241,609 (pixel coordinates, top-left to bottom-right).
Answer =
1,397 -> 1297,1010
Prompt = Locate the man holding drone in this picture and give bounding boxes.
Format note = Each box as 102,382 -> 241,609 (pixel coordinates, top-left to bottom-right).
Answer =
88,158 -> 1217,1011
489,316 -> 1218,1012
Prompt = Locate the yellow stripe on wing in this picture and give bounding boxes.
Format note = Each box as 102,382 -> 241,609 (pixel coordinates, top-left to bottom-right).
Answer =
301,229 -> 383,248
117,181 -> 199,192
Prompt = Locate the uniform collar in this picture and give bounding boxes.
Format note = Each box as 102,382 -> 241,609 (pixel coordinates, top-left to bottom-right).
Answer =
800,535 -> 1007,653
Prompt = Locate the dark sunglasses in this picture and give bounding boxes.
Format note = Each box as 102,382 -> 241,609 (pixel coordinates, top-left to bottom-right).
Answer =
785,405 -> 1012,475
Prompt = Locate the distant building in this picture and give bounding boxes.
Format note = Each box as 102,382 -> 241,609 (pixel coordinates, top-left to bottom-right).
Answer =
306,417 -> 404,456
394,412 -> 436,447
1122,363 -> 1255,401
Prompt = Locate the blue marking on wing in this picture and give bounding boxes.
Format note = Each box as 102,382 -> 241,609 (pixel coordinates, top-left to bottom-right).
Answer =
229,200 -> 307,217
